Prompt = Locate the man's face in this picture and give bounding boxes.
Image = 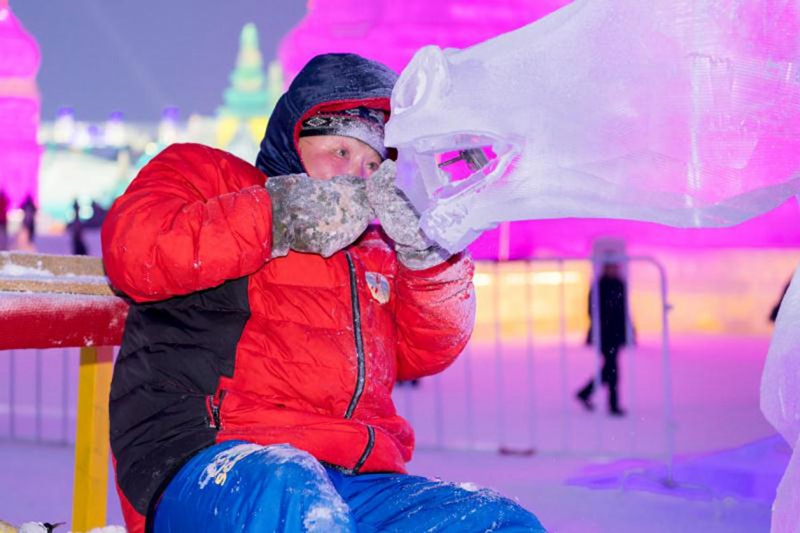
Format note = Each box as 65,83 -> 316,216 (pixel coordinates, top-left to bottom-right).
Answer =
298,135 -> 383,180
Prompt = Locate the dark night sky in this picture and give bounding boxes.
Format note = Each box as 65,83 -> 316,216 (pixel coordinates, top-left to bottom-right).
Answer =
12,1 -> 307,121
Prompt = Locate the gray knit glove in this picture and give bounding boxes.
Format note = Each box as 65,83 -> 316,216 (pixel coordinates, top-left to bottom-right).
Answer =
366,160 -> 451,270
266,173 -> 374,258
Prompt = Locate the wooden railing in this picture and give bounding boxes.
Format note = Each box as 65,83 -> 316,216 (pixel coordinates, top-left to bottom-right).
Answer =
0,252 -> 128,532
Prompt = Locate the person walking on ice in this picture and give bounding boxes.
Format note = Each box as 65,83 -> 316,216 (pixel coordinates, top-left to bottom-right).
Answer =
576,240 -> 631,417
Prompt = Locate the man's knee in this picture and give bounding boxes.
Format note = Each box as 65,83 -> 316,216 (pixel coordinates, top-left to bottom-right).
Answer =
195,444 -> 353,531
257,445 -> 328,483
450,485 -> 546,532
250,446 -> 354,531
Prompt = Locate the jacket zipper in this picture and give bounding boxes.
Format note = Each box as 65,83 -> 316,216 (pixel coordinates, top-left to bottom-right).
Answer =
352,425 -> 375,474
344,252 -> 366,420
206,391 -> 225,429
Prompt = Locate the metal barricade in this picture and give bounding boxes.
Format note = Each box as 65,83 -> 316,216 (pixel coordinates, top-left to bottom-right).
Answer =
393,256 -> 675,475
0,347 -> 81,446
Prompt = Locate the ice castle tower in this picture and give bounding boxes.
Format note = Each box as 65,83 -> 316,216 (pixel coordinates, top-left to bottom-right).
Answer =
278,0 -> 571,79
0,0 -> 41,208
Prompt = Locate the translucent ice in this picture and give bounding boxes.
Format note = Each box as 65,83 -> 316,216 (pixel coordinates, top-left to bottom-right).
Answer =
762,266 -> 800,533
385,0 -> 800,253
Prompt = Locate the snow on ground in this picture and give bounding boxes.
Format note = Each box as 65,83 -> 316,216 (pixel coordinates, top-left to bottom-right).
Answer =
0,335 -> 786,532
400,335 -> 786,532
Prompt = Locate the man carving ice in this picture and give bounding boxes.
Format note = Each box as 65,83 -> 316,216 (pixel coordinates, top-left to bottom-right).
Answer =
102,53 -> 544,532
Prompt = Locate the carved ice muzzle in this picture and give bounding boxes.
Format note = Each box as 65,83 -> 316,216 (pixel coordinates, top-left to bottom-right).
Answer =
387,46 -> 523,252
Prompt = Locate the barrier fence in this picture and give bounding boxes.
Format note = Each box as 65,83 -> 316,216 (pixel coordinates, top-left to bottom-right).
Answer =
392,256 -> 676,478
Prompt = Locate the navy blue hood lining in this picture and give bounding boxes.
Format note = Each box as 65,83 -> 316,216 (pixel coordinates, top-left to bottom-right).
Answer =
255,53 -> 398,177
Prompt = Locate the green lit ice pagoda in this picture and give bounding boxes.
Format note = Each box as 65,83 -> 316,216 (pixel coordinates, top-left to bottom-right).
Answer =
216,23 -> 284,157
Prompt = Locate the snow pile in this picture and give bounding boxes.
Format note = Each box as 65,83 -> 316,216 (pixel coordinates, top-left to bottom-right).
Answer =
0,253 -> 114,296
0,263 -> 56,278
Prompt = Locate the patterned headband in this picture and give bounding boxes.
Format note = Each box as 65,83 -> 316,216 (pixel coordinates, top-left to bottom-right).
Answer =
299,107 -> 388,159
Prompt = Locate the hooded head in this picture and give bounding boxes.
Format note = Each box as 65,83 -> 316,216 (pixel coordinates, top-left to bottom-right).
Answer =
255,53 -> 398,178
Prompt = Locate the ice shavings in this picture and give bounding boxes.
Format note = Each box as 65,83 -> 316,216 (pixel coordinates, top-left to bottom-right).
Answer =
266,173 -> 375,258
303,504 -> 339,532
1,262 -> 56,278
0,254 -> 115,297
262,445 -> 352,531
457,482 -> 480,492
196,444 -> 353,529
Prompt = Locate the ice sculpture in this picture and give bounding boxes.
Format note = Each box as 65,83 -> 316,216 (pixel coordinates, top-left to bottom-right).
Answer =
385,0 -> 800,253
761,270 -> 800,533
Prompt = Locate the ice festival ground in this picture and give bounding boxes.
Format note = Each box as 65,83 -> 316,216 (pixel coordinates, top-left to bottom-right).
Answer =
1,336 -> 787,532
0,234 -> 790,532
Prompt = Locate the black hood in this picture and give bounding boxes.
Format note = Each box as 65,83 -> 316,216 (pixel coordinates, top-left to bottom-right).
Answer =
255,53 -> 398,177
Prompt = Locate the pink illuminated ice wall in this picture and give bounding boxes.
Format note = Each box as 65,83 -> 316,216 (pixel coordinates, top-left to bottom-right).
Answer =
280,0 -> 800,258
279,0 -> 571,80
0,0 -> 41,210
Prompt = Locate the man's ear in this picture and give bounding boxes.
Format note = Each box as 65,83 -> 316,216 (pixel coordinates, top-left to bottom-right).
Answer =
386,147 -> 398,162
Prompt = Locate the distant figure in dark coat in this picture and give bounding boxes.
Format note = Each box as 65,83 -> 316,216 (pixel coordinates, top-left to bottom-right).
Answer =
0,189 -> 8,251
21,195 -> 37,244
70,200 -> 89,256
85,200 -> 108,229
576,261 -> 629,416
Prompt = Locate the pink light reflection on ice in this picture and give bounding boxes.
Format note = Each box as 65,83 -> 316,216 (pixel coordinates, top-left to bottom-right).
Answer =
278,0 -> 572,81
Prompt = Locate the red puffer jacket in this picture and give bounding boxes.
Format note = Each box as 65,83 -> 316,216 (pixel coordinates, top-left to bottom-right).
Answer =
102,143 -> 476,531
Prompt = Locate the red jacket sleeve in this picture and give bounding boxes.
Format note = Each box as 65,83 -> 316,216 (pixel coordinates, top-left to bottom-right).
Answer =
393,253 -> 476,380
101,143 -> 273,303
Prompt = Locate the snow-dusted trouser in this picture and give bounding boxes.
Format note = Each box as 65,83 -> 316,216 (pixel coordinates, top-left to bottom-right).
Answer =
153,440 -> 545,532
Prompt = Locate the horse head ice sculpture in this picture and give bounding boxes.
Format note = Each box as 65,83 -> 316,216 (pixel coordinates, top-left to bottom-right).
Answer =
387,2 -> 800,529
385,0 -> 800,254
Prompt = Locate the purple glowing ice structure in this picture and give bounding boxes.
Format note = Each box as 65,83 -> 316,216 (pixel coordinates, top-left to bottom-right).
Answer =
278,0 -> 571,80
0,0 -> 41,210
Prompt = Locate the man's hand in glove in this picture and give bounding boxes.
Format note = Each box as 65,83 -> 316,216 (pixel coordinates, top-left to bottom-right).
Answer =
266,173 -> 374,258
366,160 -> 451,270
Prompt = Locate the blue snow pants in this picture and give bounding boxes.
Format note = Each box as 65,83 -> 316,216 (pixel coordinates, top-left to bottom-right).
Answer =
153,440 -> 546,532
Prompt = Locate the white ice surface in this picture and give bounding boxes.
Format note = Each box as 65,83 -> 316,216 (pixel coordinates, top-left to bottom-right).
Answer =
0,335 -> 787,532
